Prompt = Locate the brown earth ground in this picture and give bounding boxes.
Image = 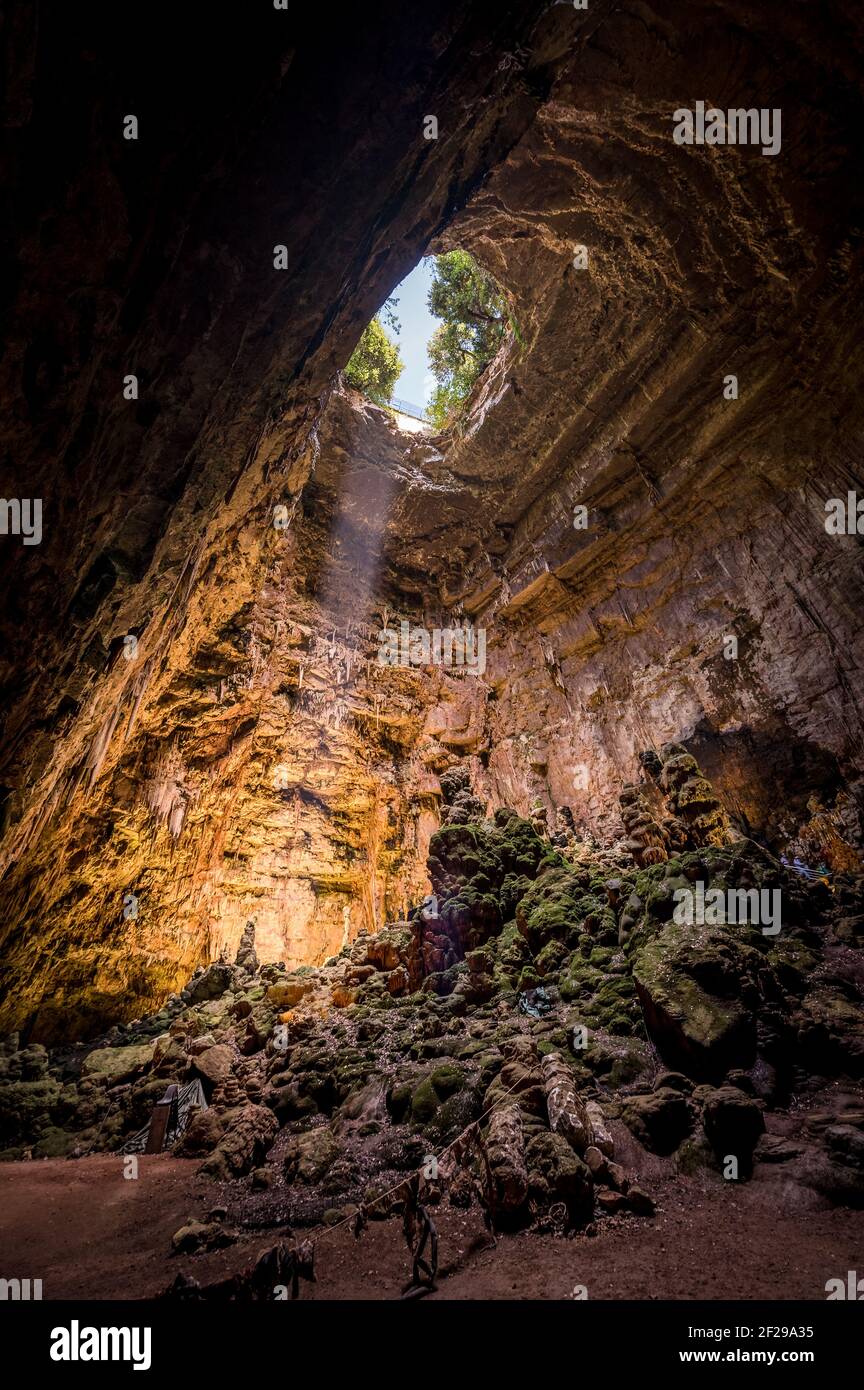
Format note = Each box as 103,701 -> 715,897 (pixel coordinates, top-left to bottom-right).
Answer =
2,1147 -> 861,1302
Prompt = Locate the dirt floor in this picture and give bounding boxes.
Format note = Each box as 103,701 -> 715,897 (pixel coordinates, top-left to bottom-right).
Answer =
2,1148 -> 862,1301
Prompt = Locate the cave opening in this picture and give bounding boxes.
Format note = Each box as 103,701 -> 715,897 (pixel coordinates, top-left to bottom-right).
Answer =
344,247 -> 513,435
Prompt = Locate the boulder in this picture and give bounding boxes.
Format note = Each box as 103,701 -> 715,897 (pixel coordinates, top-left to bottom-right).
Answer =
188,963 -> 235,1003
596,1189 -> 628,1214
525,1129 -> 593,1221
171,1220 -> 235,1255
0,1077 -> 62,1147
284,1126 -> 341,1184
700,1085 -> 765,1172
410,1064 -> 466,1123
197,1104 -> 278,1180
16,1045 -> 49,1081
81,1041 -> 156,1086
622,1087 -> 694,1155
193,1044 -> 235,1087
266,976 -> 317,1008
792,985 -> 864,1077
174,1108 -> 225,1158
626,1185 -> 656,1216
632,920 -> 759,1080
265,1079 -> 317,1124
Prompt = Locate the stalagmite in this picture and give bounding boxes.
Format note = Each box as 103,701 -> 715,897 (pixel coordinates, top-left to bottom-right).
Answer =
484,1105 -> 528,1212
619,782 -> 669,867
541,1051 -> 592,1155
660,745 -> 730,848
585,1100 -> 615,1159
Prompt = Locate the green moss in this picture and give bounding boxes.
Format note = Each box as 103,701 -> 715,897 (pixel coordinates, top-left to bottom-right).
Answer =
429,812 -> 568,953
535,939 -> 568,976
33,1125 -> 79,1158
0,1077 -> 62,1146
428,1063 -> 466,1098
409,1077 -> 439,1122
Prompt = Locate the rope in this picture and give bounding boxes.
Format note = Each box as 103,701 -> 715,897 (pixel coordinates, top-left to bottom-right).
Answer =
305,1016 -> 536,1251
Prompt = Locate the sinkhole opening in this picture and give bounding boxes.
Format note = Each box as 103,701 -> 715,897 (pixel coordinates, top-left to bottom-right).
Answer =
344,250 -> 513,432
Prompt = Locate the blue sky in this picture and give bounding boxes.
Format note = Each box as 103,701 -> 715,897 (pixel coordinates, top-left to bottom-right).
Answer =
387,258 -> 436,407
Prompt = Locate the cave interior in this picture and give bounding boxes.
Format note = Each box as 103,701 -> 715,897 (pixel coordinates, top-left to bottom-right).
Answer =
0,0 -> 863,1302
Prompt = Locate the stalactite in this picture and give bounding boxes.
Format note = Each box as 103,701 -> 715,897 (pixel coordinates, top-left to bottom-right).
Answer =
86,705 -> 123,788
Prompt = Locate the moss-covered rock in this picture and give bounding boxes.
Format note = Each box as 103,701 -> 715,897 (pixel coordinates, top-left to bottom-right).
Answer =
792,985 -> 864,1077
631,919 -> 762,1080
621,1087 -> 694,1154
428,812 -> 565,956
284,1125 -> 341,1184
409,1062 -> 466,1123
80,1040 -> 157,1086
516,869 -> 603,952
525,1129 -> 594,1221
0,1077 -> 62,1146
32,1124 -> 80,1158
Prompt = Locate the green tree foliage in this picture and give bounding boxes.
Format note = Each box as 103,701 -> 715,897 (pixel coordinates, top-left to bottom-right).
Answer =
344,313 -> 404,407
426,250 -> 509,429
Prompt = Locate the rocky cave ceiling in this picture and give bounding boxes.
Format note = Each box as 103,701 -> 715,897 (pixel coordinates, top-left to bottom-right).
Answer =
0,0 -> 862,1042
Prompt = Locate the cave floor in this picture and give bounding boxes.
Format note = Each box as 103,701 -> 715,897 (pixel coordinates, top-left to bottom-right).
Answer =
2,1153 -> 861,1301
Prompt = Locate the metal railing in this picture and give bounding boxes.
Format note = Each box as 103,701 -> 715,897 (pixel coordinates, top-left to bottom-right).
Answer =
390,395 -> 429,421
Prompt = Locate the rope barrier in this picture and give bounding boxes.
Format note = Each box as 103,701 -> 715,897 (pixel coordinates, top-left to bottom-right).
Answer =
304,1015 -> 535,1250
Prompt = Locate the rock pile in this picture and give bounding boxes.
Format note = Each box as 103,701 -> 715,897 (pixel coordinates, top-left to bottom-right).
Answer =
1,791 -> 862,1243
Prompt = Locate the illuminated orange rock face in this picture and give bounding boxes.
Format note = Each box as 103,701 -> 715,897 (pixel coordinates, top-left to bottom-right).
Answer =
0,5 -> 862,1044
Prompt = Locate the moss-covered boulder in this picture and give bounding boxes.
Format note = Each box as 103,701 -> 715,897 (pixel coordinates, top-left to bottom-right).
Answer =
525,1129 -> 594,1221
80,1040 -> 158,1086
171,1220 -> 235,1255
32,1125 -> 80,1158
487,921 -> 531,992
0,1077 -> 62,1147
630,919 -> 763,1081
516,869 -> 613,952
284,1125 -> 341,1184
198,1103 -> 278,1180
427,810 -> 565,955
621,1087 -> 694,1154
410,1063 -> 466,1123
792,985 -> 864,1077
